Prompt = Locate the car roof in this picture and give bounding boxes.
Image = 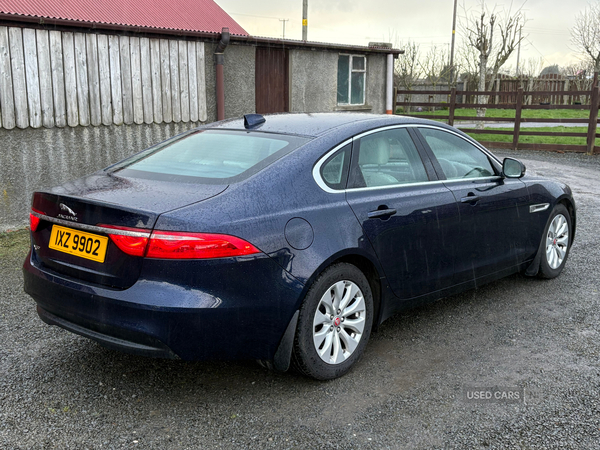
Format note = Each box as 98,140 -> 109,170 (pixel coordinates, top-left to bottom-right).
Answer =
205,113 -> 451,138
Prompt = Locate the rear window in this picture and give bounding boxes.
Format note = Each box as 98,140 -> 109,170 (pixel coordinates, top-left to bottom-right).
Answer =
112,130 -> 309,183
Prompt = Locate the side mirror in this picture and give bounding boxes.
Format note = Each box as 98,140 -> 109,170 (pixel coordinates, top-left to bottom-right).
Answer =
502,158 -> 526,178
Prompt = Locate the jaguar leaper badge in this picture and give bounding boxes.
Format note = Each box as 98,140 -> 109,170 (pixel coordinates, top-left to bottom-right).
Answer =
58,203 -> 78,221
59,203 -> 77,216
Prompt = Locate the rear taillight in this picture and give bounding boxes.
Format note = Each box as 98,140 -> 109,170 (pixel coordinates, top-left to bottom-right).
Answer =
100,225 -> 151,257
30,209 -> 44,232
146,231 -> 260,259
101,226 -> 260,259
109,234 -> 150,257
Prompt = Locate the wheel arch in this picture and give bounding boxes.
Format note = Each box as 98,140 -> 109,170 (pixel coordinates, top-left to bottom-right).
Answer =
525,198 -> 574,277
271,251 -> 384,374
333,254 -> 383,330
298,250 -> 386,330
557,196 -> 576,243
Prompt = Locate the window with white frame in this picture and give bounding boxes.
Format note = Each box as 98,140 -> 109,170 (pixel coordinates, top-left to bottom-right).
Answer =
337,54 -> 366,105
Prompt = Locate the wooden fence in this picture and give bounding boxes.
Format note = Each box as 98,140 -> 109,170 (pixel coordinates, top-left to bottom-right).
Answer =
461,73 -> 593,105
396,86 -> 600,155
0,26 -> 208,130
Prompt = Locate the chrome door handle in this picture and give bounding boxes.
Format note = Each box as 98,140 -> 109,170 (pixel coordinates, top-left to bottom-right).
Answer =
461,195 -> 480,204
368,208 -> 397,219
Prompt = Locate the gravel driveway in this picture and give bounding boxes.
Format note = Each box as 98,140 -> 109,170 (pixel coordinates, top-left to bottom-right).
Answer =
1,150 -> 599,449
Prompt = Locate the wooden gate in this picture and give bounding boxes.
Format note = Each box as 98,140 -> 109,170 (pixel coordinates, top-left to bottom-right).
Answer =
255,46 -> 289,114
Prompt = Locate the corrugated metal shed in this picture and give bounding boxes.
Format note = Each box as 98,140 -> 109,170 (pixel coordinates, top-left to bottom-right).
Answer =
0,0 -> 248,36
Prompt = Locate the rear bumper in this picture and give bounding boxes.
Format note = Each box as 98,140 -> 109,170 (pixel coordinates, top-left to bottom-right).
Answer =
37,306 -> 179,359
23,249 -> 305,361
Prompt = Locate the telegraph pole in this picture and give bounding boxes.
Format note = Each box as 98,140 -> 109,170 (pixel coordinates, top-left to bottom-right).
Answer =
279,19 -> 289,39
515,25 -> 523,76
449,0 -> 458,85
302,0 -> 308,41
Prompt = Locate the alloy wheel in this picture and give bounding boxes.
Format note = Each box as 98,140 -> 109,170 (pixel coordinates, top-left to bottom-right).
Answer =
545,213 -> 569,270
312,280 -> 366,365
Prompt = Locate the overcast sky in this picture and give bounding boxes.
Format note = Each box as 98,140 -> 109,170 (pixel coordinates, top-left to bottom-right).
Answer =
216,0 -> 590,72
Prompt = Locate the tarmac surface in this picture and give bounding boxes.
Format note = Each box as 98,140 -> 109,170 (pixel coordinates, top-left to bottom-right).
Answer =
0,149 -> 599,449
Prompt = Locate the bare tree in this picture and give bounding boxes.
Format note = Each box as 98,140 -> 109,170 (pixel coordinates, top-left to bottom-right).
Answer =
421,45 -> 451,88
521,56 -> 544,78
395,40 -> 423,111
465,9 -> 495,98
564,60 -> 593,87
486,6 -> 526,89
440,60 -> 462,86
564,60 -> 595,103
518,57 -> 543,104
419,45 -> 451,111
457,41 -> 481,87
461,1 -> 526,124
571,2 -> 600,71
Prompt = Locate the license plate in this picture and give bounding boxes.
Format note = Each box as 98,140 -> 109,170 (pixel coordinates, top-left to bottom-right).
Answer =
48,225 -> 109,263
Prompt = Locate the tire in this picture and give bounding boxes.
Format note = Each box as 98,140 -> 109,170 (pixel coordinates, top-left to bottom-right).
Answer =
539,204 -> 572,279
292,263 -> 373,380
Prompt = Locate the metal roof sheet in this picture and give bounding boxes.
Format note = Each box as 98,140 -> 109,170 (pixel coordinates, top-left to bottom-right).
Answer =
241,35 -> 402,55
0,0 -> 248,35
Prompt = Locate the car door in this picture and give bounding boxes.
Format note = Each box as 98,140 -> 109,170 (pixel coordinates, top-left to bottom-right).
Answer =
344,126 -> 460,300
414,126 -> 533,283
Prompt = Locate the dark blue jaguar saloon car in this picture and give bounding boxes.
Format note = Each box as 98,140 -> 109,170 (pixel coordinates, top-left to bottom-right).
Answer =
24,113 -> 575,380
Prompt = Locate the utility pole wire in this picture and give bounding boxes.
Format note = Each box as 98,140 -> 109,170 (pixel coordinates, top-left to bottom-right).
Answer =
449,0 -> 459,86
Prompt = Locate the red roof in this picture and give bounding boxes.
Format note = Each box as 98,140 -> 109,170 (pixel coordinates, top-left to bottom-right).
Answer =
0,0 -> 248,36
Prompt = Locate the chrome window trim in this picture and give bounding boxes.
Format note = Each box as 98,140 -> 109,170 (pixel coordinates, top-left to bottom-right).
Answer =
312,123 -> 503,194
31,212 -> 151,237
342,176 -> 503,193
312,139 -> 354,194
443,176 -> 503,184
344,179 -> 445,193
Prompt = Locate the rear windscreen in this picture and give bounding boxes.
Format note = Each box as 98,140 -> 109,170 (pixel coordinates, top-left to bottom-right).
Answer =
112,130 -> 310,183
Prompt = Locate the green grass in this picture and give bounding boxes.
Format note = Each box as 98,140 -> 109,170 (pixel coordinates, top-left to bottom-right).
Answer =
394,107 -> 595,146
464,126 -> 597,146
397,108 -> 591,120
0,229 -> 30,259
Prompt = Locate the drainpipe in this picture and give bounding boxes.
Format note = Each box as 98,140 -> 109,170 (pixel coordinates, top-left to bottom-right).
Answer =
386,53 -> 394,114
215,27 -> 230,121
